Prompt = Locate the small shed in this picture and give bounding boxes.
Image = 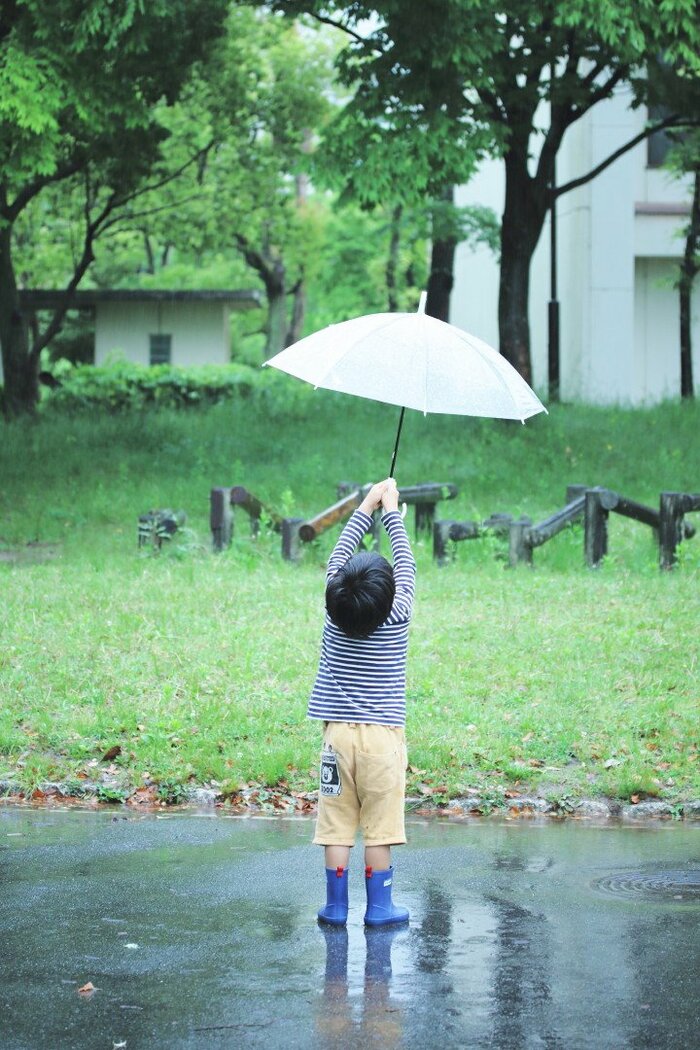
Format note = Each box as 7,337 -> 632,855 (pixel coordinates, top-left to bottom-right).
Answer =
20,288 -> 262,367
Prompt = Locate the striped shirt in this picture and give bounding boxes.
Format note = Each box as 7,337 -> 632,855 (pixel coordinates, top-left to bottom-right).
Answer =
307,509 -> 416,727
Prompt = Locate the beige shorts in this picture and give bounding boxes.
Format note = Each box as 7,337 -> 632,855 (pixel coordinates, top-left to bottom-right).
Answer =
313,721 -> 408,848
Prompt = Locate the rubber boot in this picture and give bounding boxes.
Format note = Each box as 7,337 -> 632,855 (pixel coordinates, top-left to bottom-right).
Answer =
364,865 -> 409,927
318,866 -> 349,926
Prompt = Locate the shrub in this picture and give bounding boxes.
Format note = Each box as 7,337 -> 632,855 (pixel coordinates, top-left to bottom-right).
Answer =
41,360 -> 313,417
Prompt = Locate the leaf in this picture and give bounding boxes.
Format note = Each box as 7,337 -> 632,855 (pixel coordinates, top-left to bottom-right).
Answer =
101,745 -> 122,761
78,981 -> 96,996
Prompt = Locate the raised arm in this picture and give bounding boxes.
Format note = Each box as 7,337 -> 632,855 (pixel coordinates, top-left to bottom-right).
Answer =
383,511 -> 416,618
326,481 -> 390,581
326,509 -> 374,581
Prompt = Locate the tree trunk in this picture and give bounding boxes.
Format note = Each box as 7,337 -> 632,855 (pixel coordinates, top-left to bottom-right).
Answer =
426,186 -> 456,322
386,204 -> 402,311
498,153 -> 548,385
0,220 -> 38,417
287,274 -> 305,346
679,168 -> 699,400
264,257 -> 288,358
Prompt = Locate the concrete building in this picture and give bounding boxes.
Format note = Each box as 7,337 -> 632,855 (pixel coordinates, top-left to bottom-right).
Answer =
451,90 -> 699,404
16,288 -> 261,369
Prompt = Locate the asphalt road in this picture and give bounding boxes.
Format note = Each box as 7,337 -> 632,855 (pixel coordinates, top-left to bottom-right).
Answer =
1,808 -> 698,1049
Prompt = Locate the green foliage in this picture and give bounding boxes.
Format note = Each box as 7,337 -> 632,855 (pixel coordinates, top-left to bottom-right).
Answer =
41,360 -> 314,415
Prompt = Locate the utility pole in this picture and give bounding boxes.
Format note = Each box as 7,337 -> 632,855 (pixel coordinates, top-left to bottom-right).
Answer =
548,65 -> 561,402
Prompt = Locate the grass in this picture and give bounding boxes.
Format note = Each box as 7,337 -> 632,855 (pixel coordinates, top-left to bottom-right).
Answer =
0,389 -> 699,810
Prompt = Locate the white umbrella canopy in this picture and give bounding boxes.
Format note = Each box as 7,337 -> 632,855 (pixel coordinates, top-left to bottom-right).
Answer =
266,292 -> 546,473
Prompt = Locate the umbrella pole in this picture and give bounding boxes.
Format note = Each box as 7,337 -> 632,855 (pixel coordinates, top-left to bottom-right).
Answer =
389,406 -> 406,477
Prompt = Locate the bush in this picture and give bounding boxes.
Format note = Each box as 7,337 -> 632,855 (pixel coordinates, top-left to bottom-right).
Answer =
41,360 -> 313,416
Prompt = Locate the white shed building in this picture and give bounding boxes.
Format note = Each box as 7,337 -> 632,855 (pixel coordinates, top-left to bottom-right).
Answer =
18,288 -> 261,369
451,92 -> 699,405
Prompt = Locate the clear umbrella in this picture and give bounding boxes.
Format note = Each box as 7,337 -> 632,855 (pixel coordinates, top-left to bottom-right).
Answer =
266,292 -> 546,474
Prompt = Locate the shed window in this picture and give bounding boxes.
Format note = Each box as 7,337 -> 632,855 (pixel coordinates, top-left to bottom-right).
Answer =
149,333 -> 172,365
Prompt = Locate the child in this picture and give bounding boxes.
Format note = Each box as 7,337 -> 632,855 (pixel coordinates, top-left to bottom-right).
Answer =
309,478 -> 416,927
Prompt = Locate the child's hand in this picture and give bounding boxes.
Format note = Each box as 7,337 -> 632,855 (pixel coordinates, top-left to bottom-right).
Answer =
381,478 -> 400,513
359,481 -> 388,515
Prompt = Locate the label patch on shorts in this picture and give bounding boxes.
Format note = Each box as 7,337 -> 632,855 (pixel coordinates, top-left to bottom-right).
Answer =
320,747 -> 342,796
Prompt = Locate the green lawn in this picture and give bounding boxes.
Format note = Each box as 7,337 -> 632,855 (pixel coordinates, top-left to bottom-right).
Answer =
1,391 -> 698,809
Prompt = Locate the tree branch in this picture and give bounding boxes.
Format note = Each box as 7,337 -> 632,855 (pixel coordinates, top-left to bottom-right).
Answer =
304,10 -> 368,46
6,160 -> 83,221
30,186 -> 122,360
555,115 -> 699,199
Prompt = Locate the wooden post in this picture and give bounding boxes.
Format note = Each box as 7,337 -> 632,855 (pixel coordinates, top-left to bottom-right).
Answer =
415,501 -> 437,536
433,520 -> 452,566
566,484 -> 587,504
433,520 -> 479,564
659,492 -> 695,569
210,487 -> 233,552
584,488 -> 608,567
508,516 -> 533,567
281,517 -> 304,562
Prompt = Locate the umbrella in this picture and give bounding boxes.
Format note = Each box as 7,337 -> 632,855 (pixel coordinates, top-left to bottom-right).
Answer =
266,292 -> 546,475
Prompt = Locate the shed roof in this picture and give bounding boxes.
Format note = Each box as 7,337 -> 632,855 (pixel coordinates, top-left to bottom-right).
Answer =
19,289 -> 262,310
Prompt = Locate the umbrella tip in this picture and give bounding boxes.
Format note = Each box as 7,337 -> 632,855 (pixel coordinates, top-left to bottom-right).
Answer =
417,291 -> 427,314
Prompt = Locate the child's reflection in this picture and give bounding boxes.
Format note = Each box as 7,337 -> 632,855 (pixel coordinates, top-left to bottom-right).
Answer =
317,925 -> 405,1045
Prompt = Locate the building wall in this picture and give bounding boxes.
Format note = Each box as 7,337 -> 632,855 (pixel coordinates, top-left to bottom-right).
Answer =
451,89 -> 699,405
94,300 -> 230,367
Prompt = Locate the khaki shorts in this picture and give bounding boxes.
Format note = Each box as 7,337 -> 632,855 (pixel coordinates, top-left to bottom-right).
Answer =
313,721 -> 408,848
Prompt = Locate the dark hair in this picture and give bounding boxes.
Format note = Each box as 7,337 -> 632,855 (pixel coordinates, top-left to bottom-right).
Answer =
325,551 -> 396,639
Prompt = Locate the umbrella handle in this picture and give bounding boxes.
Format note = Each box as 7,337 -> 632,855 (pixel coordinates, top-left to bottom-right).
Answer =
389,406 -> 406,478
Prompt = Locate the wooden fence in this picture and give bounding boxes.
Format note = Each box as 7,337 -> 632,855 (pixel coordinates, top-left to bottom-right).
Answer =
433,485 -> 698,570
211,481 -> 458,560
284,482 -> 459,562
210,486 -> 282,552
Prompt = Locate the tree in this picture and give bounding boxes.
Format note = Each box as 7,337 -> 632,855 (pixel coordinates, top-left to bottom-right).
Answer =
74,7 -> 341,359
667,131 -> 700,400
266,0 -> 700,383
0,0 -> 228,416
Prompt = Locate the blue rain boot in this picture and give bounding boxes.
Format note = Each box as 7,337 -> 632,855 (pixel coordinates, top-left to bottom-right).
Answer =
318,866 -> 349,926
364,865 -> 409,927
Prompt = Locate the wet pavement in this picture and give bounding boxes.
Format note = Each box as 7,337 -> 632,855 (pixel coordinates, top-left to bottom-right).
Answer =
1,808 -> 698,1049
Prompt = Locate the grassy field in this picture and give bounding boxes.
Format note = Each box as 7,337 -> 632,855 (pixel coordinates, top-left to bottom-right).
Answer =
1,390 -> 699,810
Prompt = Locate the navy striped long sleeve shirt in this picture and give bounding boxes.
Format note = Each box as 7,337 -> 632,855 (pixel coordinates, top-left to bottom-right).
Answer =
307,509 -> 416,727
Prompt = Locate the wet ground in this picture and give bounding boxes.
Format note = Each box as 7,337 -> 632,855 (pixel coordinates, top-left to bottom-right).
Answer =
1,808 -> 698,1049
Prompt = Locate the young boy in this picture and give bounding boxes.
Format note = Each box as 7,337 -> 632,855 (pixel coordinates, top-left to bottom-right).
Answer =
309,478 -> 416,927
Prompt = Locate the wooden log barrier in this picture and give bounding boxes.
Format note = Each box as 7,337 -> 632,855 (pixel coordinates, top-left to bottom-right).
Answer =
584,487 -> 609,567
433,519 -> 480,565
299,486 -> 371,543
210,487 -> 234,552
338,481 -> 457,537
659,491 -> 700,569
211,486 -> 283,551
281,517 -> 305,562
231,485 -> 282,535
527,494 -> 586,551
586,488 -> 696,569
508,488 -> 586,567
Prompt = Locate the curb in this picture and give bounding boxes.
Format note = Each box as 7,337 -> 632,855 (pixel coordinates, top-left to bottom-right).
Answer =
1,780 -> 699,821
